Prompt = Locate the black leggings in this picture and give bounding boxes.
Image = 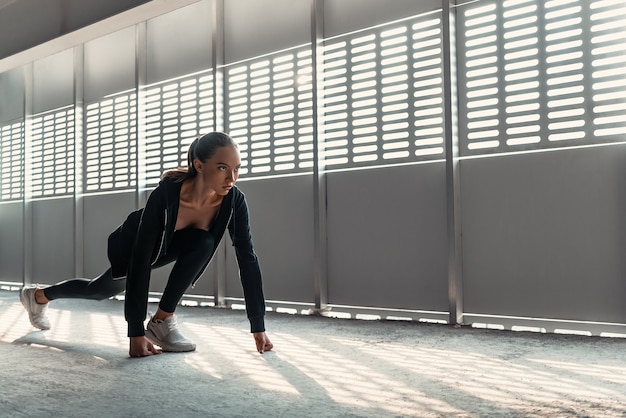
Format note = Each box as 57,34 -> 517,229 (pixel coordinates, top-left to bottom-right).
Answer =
43,228 -> 215,314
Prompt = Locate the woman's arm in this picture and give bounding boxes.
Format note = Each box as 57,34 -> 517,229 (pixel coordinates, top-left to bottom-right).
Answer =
228,191 -> 266,334
124,185 -> 165,337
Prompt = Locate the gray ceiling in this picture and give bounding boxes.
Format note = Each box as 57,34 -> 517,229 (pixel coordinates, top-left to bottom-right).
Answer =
0,0 -> 150,60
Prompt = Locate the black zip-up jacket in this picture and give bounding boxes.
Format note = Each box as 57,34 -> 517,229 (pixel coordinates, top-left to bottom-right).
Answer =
107,176 -> 266,337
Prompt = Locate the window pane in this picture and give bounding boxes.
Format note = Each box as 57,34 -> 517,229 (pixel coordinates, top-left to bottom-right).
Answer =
0,120 -> 24,201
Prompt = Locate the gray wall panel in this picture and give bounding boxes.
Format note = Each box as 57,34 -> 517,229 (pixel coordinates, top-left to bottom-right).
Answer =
326,163 -> 448,311
224,0 -> 310,64
33,50 -> 74,114
181,263 -> 213,298
83,192 -> 136,278
0,203 -> 24,282
461,146 -> 626,323
146,0 -> 213,84
225,176 -> 316,303
31,198 -> 74,284
324,0 -> 440,38
149,263 -> 175,296
84,27 -> 136,102
0,67 -> 25,123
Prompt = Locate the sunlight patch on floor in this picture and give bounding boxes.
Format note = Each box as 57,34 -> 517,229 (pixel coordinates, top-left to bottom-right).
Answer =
29,343 -> 64,353
47,309 -> 70,343
528,359 -> 626,386
180,322 -> 223,380
184,322 -> 299,395
0,305 -> 35,342
184,354 -> 223,380
88,313 -> 126,348
1,298 -> 127,351
271,332 -> 466,417
333,338 -> 626,415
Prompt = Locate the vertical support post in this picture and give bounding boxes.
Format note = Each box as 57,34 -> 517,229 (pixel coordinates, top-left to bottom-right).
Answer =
135,22 -> 148,210
443,0 -> 463,325
213,0 -> 225,133
213,0 -> 227,308
73,44 -> 85,278
311,0 -> 328,314
22,63 -> 34,286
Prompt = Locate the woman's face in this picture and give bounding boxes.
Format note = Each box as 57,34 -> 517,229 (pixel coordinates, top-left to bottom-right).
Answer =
195,145 -> 241,195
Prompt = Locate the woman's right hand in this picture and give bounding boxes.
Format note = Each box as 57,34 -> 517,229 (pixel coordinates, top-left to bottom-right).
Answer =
129,336 -> 162,357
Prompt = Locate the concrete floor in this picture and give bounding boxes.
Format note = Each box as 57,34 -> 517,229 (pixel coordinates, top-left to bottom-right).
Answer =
2,288 -> 626,418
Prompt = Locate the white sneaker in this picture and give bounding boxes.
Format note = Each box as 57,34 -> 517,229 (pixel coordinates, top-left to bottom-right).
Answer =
145,315 -> 196,352
19,286 -> 51,330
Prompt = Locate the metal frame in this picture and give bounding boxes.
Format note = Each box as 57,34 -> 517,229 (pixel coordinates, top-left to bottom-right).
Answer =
135,22 -> 148,209
213,0 -> 227,308
443,0 -> 463,325
22,63 -> 33,286
311,0 -> 328,314
73,44 -> 85,278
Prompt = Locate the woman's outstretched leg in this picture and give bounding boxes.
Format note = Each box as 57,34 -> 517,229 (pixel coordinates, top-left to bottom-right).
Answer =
43,268 -> 126,301
20,268 -> 126,330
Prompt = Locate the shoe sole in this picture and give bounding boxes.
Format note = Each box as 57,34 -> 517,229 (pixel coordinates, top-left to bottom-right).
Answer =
145,329 -> 196,352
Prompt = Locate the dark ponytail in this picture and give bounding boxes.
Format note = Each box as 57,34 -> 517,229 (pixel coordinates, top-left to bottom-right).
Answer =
185,137 -> 200,179
162,132 -> 238,181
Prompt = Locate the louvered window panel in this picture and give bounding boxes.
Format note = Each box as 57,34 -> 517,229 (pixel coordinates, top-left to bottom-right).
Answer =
544,1 -> 586,144
226,47 -> 314,177
321,13 -> 445,169
28,107 -> 75,198
144,71 -> 215,186
0,120 -> 24,201
590,0 -> 626,139
84,92 -> 137,192
459,0 -> 626,156
460,2 -> 500,152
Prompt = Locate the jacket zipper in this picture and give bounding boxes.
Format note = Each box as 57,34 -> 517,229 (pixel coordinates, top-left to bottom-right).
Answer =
151,209 -> 167,266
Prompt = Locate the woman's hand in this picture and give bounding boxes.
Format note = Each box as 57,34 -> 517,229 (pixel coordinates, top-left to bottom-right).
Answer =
253,332 -> 273,354
129,336 -> 162,357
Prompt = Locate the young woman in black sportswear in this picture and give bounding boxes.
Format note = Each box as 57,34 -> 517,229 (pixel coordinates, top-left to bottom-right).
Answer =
20,132 -> 273,357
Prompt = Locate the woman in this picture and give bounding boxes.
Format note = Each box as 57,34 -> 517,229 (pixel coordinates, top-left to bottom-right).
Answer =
19,132 -> 273,357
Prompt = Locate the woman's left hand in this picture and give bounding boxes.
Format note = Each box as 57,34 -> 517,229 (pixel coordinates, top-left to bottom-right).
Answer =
253,331 -> 273,354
